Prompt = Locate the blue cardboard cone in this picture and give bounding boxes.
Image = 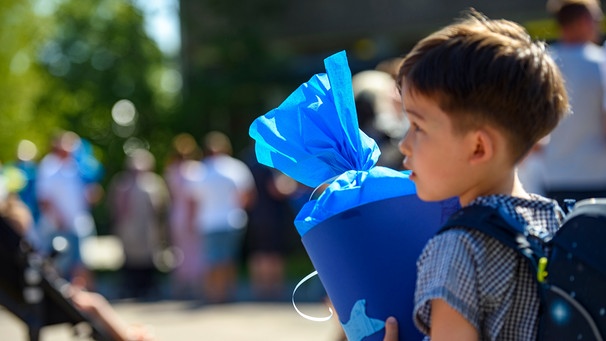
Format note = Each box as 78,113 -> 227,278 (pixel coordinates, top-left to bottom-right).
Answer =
302,194 -> 458,341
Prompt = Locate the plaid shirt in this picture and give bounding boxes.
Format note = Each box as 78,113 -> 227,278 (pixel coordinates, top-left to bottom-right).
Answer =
414,194 -> 562,340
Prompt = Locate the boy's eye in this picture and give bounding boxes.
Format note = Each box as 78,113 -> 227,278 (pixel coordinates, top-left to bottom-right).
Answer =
411,122 -> 422,132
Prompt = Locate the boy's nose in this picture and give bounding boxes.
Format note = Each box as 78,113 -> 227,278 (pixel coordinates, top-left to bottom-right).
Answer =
398,131 -> 411,157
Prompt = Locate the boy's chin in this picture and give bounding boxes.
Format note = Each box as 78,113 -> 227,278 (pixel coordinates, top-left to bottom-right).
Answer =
416,191 -> 454,203
415,191 -> 434,202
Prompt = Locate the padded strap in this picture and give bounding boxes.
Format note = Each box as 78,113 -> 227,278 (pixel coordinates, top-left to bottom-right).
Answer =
440,205 -> 545,271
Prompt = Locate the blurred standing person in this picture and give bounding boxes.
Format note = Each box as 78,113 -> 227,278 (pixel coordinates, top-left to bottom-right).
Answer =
184,131 -> 255,303
164,133 -> 204,299
107,149 -> 170,300
543,0 -> 606,207
36,131 -> 98,288
1,158 -> 41,249
14,139 -> 40,224
352,69 -> 407,170
241,143 -> 298,300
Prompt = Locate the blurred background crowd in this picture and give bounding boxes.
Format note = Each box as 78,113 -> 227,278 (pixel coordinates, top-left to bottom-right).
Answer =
0,129 -> 317,304
0,0 -> 417,306
0,67 -> 406,303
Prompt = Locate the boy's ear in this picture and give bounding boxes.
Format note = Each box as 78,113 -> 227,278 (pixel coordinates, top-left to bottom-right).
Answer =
468,129 -> 494,165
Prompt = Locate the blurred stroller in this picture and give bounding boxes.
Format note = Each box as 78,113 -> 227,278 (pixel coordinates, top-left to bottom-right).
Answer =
0,213 -> 114,341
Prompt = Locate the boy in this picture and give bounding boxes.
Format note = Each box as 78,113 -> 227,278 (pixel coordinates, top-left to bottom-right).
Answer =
383,10 -> 569,341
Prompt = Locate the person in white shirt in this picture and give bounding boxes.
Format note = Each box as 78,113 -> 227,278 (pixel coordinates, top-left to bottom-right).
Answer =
184,131 -> 255,303
36,131 -> 98,287
543,0 -> 606,207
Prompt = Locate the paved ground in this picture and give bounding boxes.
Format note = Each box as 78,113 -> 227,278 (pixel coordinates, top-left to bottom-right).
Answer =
0,300 -> 342,341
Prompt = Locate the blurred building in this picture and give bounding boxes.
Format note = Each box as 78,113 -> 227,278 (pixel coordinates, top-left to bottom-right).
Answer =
176,0 -> 582,156
180,0 -> 553,72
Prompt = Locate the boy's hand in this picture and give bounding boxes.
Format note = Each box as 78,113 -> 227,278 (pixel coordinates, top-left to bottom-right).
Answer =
383,316 -> 399,341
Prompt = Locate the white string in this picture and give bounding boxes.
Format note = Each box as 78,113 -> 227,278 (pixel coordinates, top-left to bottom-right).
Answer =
292,270 -> 333,322
549,285 -> 603,341
309,175 -> 340,201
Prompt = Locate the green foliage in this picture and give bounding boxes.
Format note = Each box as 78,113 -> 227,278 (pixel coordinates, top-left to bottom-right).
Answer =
0,0 -> 183,235
34,0 -> 174,175
523,18 -> 559,41
0,1 -> 56,160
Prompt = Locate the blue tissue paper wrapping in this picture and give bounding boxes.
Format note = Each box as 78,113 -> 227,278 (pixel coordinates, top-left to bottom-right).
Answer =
249,51 -> 380,190
249,51 -> 458,341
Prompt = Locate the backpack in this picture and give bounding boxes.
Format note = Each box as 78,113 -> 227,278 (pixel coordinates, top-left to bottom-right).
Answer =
440,199 -> 606,341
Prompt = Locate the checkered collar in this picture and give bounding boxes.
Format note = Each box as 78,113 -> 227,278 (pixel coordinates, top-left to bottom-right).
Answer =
469,194 -> 563,238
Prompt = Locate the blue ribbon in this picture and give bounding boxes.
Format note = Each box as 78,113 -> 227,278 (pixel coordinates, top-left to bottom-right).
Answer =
294,167 -> 416,236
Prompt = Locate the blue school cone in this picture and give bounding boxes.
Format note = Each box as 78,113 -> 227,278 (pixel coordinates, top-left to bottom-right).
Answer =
249,50 -> 459,341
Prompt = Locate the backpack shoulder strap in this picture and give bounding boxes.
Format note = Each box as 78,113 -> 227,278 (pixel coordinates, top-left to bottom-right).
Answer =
441,205 -> 527,251
440,205 -> 546,280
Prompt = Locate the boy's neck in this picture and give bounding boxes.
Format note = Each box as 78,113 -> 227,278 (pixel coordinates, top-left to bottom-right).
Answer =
459,170 -> 530,207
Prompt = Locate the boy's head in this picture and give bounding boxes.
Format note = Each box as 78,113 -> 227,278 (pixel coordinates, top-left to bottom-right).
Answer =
397,10 -> 569,164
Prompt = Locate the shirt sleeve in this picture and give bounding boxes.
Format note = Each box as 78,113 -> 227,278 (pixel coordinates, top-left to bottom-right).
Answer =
414,230 -> 479,335
413,229 -> 483,335
413,227 -> 519,338
180,161 -> 205,200
233,159 -> 255,193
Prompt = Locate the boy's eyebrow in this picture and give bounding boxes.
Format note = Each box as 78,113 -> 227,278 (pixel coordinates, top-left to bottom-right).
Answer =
405,109 -> 425,121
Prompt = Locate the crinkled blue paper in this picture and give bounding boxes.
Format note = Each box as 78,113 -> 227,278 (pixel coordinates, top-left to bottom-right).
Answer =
249,51 -> 415,236
249,51 -> 379,189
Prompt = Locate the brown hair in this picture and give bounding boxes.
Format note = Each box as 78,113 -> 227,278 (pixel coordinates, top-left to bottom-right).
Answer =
397,10 -> 569,163
203,131 -> 233,156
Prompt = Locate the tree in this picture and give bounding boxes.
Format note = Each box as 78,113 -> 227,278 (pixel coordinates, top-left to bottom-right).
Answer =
0,1 -> 56,161
0,0 -> 181,234
34,0 -> 174,177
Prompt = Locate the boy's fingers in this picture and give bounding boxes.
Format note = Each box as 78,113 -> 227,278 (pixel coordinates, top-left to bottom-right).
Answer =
383,316 -> 399,341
